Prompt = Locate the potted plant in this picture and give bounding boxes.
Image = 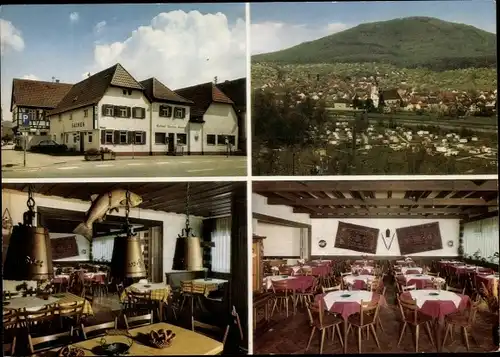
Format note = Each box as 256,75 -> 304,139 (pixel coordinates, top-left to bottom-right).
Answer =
100,147 -> 116,161
84,148 -> 102,161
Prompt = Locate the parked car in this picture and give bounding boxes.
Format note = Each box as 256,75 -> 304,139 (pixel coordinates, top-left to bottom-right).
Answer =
30,140 -> 68,154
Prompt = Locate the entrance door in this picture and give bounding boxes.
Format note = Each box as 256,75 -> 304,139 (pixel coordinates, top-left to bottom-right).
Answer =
80,133 -> 85,152
167,133 -> 175,153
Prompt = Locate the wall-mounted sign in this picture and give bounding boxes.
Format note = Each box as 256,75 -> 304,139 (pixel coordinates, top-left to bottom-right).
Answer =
318,239 -> 327,248
72,122 -> 85,128
156,124 -> 167,128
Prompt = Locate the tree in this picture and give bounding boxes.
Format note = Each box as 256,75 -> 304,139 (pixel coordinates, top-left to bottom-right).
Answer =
352,96 -> 361,109
364,98 -> 375,113
378,91 -> 386,111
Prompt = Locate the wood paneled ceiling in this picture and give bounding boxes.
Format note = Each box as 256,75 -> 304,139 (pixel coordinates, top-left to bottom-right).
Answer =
3,182 -> 244,218
253,180 -> 498,220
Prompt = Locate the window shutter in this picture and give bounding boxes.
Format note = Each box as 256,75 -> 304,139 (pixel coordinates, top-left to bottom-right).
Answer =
101,130 -> 106,144
141,107 -> 146,119
113,130 -> 120,144
128,131 -> 135,145
101,105 -> 108,116
113,106 -> 120,117
126,107 -> 131,118
181,108 -> 186,118
141,131 -> 146,145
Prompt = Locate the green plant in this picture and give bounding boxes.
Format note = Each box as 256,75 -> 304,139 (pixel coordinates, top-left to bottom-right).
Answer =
85,148 -> 100,155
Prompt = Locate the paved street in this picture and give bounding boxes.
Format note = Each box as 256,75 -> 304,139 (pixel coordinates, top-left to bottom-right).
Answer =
1,149 -> 247,178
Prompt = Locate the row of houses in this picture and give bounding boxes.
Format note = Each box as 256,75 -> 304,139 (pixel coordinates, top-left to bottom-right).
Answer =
10,64 -> 246,155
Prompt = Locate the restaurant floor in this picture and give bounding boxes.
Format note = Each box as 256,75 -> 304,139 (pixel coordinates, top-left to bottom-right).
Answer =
253,276 -> 499,354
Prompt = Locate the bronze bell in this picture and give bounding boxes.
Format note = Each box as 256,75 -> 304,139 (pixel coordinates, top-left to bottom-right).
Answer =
111,235 -> 146,279
172,236 -> 204,271
4,225 -> 53,281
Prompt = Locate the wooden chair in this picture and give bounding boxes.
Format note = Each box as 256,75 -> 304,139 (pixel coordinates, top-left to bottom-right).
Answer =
295,277 -> 320,309
82,319 -> 118,340
321,284 -> 341,293
127,290 -> 160,320
58,300 -> 85,336
446,285 -> 465,295
346,300 -> 381,353
192,316 -> 231,348
270,280 -> 293,318
442,298 -> 480,351
123,311 -> 153,330
402,284 -> 417,292
3,310 -> 18,356
396,295 -> 435,352
305,300 -> 343,354
179,280 -> 195,314
28,331 -> 73,355
17,304 -> 59,333
427,272 -> 440,277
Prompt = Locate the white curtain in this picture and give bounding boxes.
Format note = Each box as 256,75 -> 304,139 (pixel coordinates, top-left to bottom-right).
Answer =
211,217 -> 231,273
463,216 -> 499,262
92,236 -> 115,261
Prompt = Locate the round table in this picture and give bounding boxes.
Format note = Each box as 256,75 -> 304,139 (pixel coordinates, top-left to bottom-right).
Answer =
402,274 -> 445,289
343,275 -> 375,290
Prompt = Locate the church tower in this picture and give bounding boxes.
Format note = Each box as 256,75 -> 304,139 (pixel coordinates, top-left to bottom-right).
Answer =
370,82 -> 379,108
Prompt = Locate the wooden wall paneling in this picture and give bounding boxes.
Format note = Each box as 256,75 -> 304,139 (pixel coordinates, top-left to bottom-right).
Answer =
396,222 -> 443,255
334,221 -> 379,254
253,235 -> 266,293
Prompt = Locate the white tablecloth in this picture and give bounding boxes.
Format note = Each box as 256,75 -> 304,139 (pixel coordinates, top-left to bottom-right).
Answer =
3,280 -> 37,293
409,289 -> 461,309
323,290 -> 373,310
5,296 -> 60,311
405,274 -> 435,281
263,276 -> 296,290
401,267 -> 423,274
485,275 -> 500,280
351,266 -> 374,272
343,275 -> 375,285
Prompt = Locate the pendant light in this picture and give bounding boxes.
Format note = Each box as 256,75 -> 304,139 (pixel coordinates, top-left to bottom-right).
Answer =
172,183 -> 204,271
110,189 -> 146,279
3,185 -> 54,281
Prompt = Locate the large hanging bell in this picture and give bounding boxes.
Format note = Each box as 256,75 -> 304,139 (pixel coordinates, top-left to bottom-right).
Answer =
111,235 -> 147,279
3,225 -> 53,281
172,235 -> 203,271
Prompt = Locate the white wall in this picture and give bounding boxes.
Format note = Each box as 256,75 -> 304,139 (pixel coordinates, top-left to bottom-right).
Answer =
50,232 -> 90,261
311,218 -> 460,257
203,103 -> 239,151
49,106 -> 96,151
463,216 -> 499,262
150,102 -> 191,153
2,189 -> 203,282
252,193 -> 311,225
255,222 -> 301,257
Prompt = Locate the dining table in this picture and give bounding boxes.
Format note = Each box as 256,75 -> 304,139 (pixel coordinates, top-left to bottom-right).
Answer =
44,322 -> 223,355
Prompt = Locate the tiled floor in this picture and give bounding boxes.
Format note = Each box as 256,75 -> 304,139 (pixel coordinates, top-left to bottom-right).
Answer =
253,276 -> 499,354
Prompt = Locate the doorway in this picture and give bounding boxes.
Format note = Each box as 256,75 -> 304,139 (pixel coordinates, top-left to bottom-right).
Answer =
80,133 -> 85,153
167,133 -> 175,153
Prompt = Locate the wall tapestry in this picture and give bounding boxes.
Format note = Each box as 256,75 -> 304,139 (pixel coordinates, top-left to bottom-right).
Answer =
51,235 -> 79,260
334,222 -> 379,254
396,222 -> 442,255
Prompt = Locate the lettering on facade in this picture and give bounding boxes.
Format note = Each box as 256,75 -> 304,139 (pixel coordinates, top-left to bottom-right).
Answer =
156,124 -> 167,128
72,122 -> 86,128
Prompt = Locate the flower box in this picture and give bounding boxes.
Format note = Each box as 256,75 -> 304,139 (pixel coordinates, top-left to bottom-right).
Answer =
85,154 -> 102,161
102,152 -> 116,160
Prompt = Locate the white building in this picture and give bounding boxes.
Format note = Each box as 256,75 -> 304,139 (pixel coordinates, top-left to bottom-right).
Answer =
175,82 -> 240,154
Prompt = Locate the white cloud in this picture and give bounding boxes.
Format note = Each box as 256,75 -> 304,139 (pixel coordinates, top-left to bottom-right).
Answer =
22,74 -> 39,80
251,21 -> 349,55
69,12 -> 79,23
94,21 -> 106,34
0,19 -> 25,55
89,10 -> 246,89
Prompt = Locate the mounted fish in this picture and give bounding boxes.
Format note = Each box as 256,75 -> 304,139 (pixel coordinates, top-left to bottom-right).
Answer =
73,189 -> 142,240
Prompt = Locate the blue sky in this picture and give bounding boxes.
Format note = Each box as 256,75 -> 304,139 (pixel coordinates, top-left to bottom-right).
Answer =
250,1 -> 497,54
0,3 -> 246,121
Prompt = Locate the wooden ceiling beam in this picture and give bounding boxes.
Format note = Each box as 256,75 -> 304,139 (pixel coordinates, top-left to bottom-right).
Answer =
268,197 -> 496,206
254,180 -> 498,192
142,183 -> 236,204
293,207 -> 478,215
310,213 -> 466,219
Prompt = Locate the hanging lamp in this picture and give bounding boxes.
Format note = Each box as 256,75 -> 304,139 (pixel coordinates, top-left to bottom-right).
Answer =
110,189 -> 146,279
172,183 -> 205,271
3,185 -> 53,281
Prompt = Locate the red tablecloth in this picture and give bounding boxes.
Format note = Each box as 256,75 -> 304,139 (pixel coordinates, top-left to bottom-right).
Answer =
314,292 -> 386,320
272,276 -> 314,293
476,274 -> 499,290
311,265 -> 330,277
401,291 -> 469,320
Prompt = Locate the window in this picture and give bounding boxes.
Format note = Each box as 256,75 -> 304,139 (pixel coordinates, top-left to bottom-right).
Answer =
119,131 -> 128,144
105,131 -> 113,144
88,134 -> 93,143
119,107 -> 128,118
132,107 -> 146,119
69,113 -> 73,120
211,217 -> 231,273
207,134 -> 216,145
173,107 -> 186,119
102,105 -> 114,117
227,135 -> 236,146
463,217 -> 499,262
122,89 -> 127,95
155,132 -> 167,144
217,135 -> 235,146
83,109 -> 88,117
176,133 -> 187,145
135,131 -> 145,145
159,105 -> 172,118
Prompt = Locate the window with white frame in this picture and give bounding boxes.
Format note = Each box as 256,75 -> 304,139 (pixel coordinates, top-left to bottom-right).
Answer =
211,217 -> 231,273
463,216 -> 499,262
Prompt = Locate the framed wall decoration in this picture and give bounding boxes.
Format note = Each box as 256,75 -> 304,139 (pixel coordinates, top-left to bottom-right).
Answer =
51,235 -> 79,260
396,222 -> 443,255
334,221 -> 379,254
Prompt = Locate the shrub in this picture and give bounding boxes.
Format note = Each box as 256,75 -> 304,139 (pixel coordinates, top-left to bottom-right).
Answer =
85,148 -> 100,155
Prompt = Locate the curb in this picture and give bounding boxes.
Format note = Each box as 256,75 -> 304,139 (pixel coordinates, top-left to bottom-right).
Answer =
2,161 -> 68,172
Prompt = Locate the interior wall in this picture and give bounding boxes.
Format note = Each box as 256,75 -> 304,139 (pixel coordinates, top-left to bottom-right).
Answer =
254,222 -> 301,257
2,189 -> 203,282
311,217 -> 460,256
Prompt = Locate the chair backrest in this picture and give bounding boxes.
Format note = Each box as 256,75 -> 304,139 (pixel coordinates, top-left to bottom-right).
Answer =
17,304 -> 59,329
306,299 -> 326,327
397,294 -> 419,324
446,285 -> 465,295
59,300 -> 85,318
28,331 -> 73,354
82,318 -> 118,340
302,266 -> 312,276
322,285 -> 341,293
341,272 -> 351,277
271,280 -> 289,294
3,309 -> 18,327
402,284 -> 417,291
192,316 -> 231,347
123,311 -> 153,330
358,300 -> 378,325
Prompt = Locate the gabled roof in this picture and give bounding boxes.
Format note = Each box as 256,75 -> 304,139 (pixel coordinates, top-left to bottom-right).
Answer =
174,82 -> 234,119
216,78 -> 246,112
139,78 -> 193,105
48,64 -> 143,116
380,89 -> 401,101
10,79 -> 73,111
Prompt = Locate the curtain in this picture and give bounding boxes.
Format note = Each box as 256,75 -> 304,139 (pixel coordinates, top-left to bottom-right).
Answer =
211,217 -> 231,273
92,236 -> 115,261
463,216 -> 499,261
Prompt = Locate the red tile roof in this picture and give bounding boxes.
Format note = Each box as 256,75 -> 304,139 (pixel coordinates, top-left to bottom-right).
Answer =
10,79 -> 73,111
175,82 -> 234,119
139,78 -> 192,105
